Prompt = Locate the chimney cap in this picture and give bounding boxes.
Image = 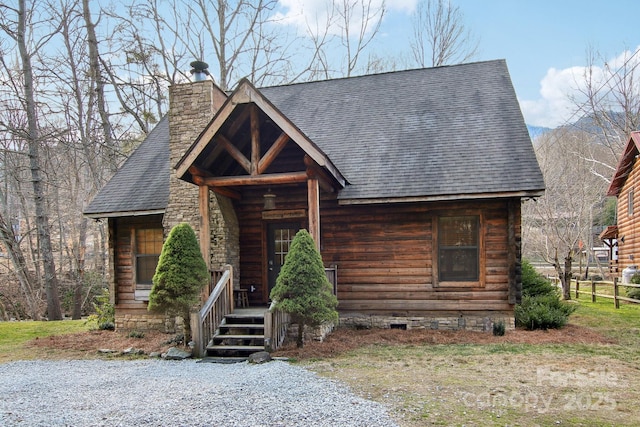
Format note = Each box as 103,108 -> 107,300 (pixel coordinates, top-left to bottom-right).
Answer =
190,60 -> 210,81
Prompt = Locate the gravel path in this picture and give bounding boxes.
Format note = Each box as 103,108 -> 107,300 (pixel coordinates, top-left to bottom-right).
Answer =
0,359 -> 397,426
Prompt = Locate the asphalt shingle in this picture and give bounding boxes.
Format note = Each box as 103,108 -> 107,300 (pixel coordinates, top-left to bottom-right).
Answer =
85,60 -> 544,216
84,116 -> 169,216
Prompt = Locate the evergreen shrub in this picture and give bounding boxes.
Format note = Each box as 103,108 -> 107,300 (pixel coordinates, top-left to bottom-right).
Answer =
515,260 -> 576,330
148,223 -> 208,342
270,229 -> 338,348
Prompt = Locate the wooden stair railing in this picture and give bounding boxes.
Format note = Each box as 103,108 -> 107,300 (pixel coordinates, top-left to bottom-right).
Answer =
264,300 -> 290,352
190,265 -> 234,358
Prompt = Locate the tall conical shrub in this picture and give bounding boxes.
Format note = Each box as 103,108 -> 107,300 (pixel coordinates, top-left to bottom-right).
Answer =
148,223 -> 208,342
269,229 -> 338,348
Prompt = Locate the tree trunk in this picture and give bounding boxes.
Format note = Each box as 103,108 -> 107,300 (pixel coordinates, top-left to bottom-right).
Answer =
562,254 -> 572,300
72,217 -> 88,319
552,249 -> 573,301
82,0 -> 116,172
296,322 -> 304,348
17,0 -> 62,320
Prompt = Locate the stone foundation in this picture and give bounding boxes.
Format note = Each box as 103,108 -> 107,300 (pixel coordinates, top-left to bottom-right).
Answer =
115,312 -> 185,334
339,313 -> 515,332
286,321 -> 336,344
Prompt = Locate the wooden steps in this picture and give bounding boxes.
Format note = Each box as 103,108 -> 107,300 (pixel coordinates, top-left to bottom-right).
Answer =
206,309 -> 266,358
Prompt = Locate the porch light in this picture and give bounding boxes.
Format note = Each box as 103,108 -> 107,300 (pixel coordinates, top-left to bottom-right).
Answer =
263,189 -> 276,210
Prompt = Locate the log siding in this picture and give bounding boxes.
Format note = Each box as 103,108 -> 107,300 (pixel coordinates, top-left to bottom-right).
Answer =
233,186 -> 519,317
616,158 -> 640,272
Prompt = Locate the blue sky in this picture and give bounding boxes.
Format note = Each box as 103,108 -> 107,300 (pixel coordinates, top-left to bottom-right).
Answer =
277,0 -> 640,128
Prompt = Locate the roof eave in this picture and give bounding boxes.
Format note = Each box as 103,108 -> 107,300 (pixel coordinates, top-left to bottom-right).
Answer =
337,189 -> 545,205
84,209 -> 165,219
607,131 -> 640,196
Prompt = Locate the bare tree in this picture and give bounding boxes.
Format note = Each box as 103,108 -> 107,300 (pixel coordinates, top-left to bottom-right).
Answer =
571,46 -> 640,166
82,0 -> 117,173
410,0 -> 478,67
523,128 -> 611,299
0,0 -> 63,319
0,162 -> 42,319
335,0 -> 385,77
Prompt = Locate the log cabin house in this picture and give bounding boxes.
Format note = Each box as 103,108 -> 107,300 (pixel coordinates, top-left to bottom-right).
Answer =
604,131 -> 640,276
85,60 -> 544,353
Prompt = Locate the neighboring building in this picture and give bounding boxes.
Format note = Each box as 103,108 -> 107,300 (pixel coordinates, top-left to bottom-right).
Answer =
604,131 -> 640,275
85,59 -> 544,333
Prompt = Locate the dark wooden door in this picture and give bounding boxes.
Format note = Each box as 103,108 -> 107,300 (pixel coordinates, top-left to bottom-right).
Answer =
267,222 -> 301,296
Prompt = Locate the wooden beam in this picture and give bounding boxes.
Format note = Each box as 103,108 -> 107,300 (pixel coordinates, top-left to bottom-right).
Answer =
304,155 -> 336,193
217,134 -> 251,174
192,175 -> 242,199
250,105 -> 260,175
211,186 -> 242,200
199,185 -> 211,304
258,133 -> 289,174
201,171 -> 308,187
189,165 -> 212,178
308,177 -> 320,251
226,107 -> 251,137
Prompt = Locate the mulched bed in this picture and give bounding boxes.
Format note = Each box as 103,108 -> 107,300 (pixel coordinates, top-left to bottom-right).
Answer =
27,323 -> 613,360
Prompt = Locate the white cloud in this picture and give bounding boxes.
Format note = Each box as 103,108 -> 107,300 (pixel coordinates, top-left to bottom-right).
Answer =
274,0 -> 416,37
520,67 -> 585,128
521,46 -> 640,128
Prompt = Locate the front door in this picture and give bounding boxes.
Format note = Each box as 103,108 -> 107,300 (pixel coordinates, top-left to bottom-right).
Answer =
267,222 -> 301,297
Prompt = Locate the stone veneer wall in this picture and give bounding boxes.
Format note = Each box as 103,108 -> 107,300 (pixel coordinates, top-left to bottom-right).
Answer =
339,313 -> 515,332
163,81 -> 215,237
116,80 -> 241,332
211,194 -> 240,287
115,312 -> 166,332
164,79 -> 240,285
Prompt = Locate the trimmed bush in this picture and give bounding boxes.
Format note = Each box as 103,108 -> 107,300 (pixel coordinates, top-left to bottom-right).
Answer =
270,229 -> 338,348
148,223 -> 208,343
515,259 -> 576,330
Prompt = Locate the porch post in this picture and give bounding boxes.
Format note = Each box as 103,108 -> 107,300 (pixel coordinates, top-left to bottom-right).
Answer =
199,184 -> 211,269
308,177 -> 320,251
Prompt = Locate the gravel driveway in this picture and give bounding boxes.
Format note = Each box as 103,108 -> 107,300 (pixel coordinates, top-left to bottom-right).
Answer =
0,359 -> 397,426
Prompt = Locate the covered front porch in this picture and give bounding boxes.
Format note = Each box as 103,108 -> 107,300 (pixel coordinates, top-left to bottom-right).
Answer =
175,79 -> 345,307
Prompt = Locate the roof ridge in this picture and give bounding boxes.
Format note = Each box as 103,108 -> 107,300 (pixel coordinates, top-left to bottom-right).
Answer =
258,59 -> 507,90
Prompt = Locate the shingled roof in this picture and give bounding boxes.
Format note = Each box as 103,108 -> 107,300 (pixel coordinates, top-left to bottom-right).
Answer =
261,59 -> 544,202
85,60 -> 543,216
85,116 -> 169,217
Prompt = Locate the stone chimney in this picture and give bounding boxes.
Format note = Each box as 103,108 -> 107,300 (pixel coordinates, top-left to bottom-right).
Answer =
163,62 -> 239,279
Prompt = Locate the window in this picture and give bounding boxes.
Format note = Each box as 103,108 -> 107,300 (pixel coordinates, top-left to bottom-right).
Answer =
437,216 -> 480,283
135,228 -> 163,288
629,188 -> 634,217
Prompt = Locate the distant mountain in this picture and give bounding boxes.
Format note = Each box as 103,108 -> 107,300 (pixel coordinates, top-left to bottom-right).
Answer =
527,125 -> 552,139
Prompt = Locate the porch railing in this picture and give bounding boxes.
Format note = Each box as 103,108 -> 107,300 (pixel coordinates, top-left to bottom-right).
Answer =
264,300 -> 290,352
190,265 -> 234,358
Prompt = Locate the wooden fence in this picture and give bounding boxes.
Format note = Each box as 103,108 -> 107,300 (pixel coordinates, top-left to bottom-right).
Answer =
550,277 -> 640,308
